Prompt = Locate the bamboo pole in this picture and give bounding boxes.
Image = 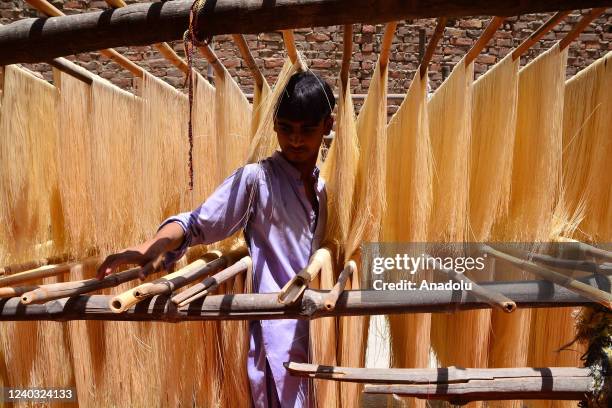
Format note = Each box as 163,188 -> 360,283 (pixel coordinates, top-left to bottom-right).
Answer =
278,248 -> 332,305
104,0 -> 190,75
25,0 -> 146,78
428,256 -> 516,312
232,34 -> 264,89
323,260 -> 355,310
20,265 -> 145,305
0,285 -> 40,298
340,24 -> 353,89
173,256 -> 252,307
482,245 -> 612,308
363,375 -> 592,402
3,0 -> 609,65
559,7 -> 607,50
0,253 -> 72,276
108,250 -> 232,313
282,30 -> 298,63
0,257 -> 100,287
0,275 -> 607,322
0,22 -> 94,85
512,11 -> 570,60
419,17 -> 447,79
557,236 -> 612,262
492,246 -> 610,274
197,43 -> 226,79
285,362 -> 591,384
464,16 -> 505,66
379,22 -> 398,70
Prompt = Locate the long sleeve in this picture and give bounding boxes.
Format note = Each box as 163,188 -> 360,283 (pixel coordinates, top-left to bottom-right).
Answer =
159,164 -> 261,266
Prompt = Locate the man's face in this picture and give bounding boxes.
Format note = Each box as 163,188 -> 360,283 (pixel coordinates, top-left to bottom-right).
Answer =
274,116 -> 333,164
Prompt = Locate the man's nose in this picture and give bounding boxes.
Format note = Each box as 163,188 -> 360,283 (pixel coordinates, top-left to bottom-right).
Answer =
288,131 -> 304,144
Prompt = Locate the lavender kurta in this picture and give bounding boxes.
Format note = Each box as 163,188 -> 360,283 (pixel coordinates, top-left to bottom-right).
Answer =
160,151 -> 326,407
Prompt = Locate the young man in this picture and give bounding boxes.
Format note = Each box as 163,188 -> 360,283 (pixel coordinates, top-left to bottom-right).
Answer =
97,71 -> 335,407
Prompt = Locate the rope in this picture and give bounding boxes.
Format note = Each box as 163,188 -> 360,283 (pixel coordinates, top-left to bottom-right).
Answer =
183,0 -> 211,190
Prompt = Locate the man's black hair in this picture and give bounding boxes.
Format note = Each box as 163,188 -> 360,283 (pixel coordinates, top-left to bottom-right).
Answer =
275,71 -> 335,123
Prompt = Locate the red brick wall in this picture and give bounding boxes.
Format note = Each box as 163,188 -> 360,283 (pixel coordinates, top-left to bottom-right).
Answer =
2,1 -> 610,114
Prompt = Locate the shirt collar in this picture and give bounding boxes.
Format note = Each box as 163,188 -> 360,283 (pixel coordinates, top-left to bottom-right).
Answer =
272,150 -> 320,182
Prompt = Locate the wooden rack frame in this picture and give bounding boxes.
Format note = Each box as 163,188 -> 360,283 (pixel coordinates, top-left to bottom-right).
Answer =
1,0 -> 610,65
0,275 -> 608,322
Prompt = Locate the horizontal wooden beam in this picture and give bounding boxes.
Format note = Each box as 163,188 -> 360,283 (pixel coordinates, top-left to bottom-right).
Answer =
0,275 -> 608,322
363,377 -> 592,402
1,0 -> 610,65
285,362 -> 591,385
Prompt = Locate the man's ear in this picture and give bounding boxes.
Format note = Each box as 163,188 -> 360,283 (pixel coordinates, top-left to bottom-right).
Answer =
323,115 -> 334,135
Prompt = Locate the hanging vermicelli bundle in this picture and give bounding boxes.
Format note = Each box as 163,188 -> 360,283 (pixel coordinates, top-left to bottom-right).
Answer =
382,69 -> 433,408
487,45 -> 568,408
427,58 -> 473,243
0,66 -> 74,401
469,53 -> 520,241
427,58 -> 476,371
0,65 -> 60,264
311,79 -> 362,408
321,82 -> 360,263
211,67 -> 254,406
191,72 -> 219,206
251,80 -> 272,139
496,44 -> 568,242
336,57 -> 388,408
215,68 -> 253,179
140,73 -> 191,220
54,70 -> 95,258
90,77 -> 142,253
433,54 -> 521,399
524,51 -> 609,408
562,51 -> 611,242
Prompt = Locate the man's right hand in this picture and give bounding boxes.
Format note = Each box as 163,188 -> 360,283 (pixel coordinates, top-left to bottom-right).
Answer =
95,222 -> 187,281
95,246 -> 166,281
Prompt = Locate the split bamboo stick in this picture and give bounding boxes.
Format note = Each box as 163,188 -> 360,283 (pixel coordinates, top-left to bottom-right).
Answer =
282,30 -> 298,63
169,250 -> 247,305
559,8 -> 607,50
324,261 -> 355,310
340,24 -> 353,88
429,257 -> 516,312
25,0 -> 147,78
512,11 -> 570,60
0,285 -> 39,298
465,16 -> 505,66
197,43 -> 226,79
0,253 -> 73,276
278,248 -> 333,305
0,257 -> 99,287
109,251 -> 229,313
232,34 -> 264,89
419,17 -> 447,79
174,256 -> 251,307
557,237 -> 612,262
482,245 -> 611,308
20,265 -> 145,305
379,22 -> 398,69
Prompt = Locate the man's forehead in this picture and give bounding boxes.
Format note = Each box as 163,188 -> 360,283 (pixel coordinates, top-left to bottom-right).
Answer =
275,117 -> 322,126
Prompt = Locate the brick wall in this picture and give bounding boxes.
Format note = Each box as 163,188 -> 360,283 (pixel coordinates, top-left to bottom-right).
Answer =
2,1 -> 610,115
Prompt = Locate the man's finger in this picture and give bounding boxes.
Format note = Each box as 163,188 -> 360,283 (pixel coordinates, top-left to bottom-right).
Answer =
138,261 -> 154,281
